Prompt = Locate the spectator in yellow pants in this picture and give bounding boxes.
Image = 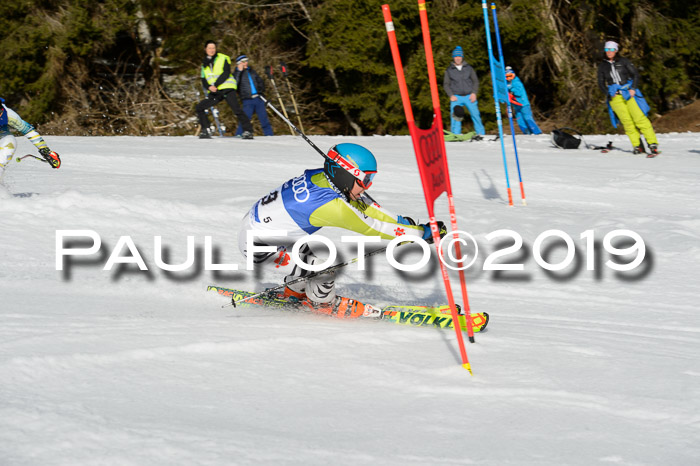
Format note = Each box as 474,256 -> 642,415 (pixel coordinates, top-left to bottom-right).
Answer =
597,41 -> 659,156
608,94 -> 657,150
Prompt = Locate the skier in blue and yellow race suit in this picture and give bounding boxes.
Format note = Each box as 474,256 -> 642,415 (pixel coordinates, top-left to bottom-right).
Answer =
239,143 -> 445,314
0,98 -> 61,193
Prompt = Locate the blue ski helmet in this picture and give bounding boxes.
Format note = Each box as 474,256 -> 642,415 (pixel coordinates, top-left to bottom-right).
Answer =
324,143 -> 377,194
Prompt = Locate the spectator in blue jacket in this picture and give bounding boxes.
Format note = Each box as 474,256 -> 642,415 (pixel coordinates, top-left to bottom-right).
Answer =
234,55 -> 274,136
504,66 -> 542,135
443,46 -> 485,137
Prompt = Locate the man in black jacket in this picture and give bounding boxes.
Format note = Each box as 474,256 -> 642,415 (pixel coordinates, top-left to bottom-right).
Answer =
597,41 -> 659,156
234,55 -> 274,136
195,41 -> 254,139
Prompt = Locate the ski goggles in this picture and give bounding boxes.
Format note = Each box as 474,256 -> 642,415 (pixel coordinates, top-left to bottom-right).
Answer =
505,72 -> 515,79
604,48 -> 617,52
357,171 -> 376,189
326,146 -> 377,189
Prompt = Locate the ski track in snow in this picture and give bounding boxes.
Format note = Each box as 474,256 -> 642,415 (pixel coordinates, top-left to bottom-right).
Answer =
1,134 -> 700,465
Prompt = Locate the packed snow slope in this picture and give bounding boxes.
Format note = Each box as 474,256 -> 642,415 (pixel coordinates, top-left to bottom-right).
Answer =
1,133 -> 699,465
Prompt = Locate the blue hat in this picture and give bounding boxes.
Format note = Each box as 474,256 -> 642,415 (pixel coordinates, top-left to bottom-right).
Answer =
452,46 -> 464,58
236,54 -> 248,64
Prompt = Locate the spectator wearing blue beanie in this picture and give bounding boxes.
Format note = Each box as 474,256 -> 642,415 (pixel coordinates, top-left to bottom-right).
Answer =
443,46 -> 485,137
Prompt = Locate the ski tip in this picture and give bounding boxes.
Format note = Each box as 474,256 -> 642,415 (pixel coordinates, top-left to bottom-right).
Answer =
462,363 -> 473,375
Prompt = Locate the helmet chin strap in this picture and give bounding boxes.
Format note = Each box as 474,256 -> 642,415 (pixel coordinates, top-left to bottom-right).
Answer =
363,191 -> 378,205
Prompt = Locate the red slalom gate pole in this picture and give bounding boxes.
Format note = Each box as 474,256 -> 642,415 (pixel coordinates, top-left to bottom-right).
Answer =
416,0 -> 475,342
382,3 -> 472,373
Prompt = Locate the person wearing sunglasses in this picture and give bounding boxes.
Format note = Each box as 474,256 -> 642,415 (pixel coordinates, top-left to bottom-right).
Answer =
238,143 -> 444,313
1,98 -> 61,196
597,41 -> 659,156
503,66 -> 542,135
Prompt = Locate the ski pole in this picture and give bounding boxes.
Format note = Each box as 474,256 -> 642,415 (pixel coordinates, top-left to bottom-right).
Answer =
491,3 -> 526,205
226,241 -> 406,308
260,95 -> 325,157
16,154 -> 47,164
482,2 -> 513,206
264,66 -> 295,135
259,94 -> 381,206
280,62 -> 305,133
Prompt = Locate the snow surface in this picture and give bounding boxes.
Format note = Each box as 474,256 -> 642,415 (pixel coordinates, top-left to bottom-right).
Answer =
1,133 -> 699,465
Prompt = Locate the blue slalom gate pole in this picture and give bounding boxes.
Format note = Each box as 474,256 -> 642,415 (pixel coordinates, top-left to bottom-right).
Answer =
491,2 -> 527,205
482,2 -> 513,206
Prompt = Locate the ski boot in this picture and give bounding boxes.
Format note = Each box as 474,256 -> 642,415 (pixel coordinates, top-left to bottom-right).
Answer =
647,144 -> 660,158
199,128 -> 212,139
39,148 -> 61,169
241,131 -> 254,140
633,143 -> 646,155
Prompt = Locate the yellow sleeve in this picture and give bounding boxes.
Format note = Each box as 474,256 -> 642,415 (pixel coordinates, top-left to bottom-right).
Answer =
309,198 -> 425,240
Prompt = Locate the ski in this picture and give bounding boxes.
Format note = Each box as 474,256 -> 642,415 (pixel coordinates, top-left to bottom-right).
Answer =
443,130 -> 477,142
208,286 -> 489,332
264,66 -> 295,135
279,62 -> 305,133
594,144 -> 634,154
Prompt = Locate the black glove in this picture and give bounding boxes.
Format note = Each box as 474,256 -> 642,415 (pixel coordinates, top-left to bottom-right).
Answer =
437,221 -> 447,238
39,147 -> 61,169
420,221 -> 447,243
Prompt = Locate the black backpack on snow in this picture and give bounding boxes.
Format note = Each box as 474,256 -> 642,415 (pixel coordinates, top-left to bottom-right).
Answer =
551,127 -> 583,149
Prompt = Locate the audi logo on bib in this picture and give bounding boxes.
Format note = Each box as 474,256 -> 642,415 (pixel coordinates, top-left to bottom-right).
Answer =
292,174 -> 309,202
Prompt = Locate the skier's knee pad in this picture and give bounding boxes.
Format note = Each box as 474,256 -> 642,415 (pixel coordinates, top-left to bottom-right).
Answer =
306,273 -> 336,304
0,135 -> 17,168
0,135 -> 17,179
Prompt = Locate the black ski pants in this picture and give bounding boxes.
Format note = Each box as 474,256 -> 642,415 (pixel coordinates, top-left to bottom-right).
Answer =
196,89 -> 253,133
